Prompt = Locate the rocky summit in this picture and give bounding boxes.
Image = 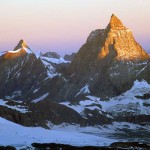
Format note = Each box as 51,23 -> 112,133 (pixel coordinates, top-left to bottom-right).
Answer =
0,14 -> 150,134
99,14 -> 149,60
13,39 -> 32,51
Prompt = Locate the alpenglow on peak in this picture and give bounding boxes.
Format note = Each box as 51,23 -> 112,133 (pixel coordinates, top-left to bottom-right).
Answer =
13,39 -> 34,54
14,39 -> 31,51
97,14 -> 150,60
108,14 -> 126,30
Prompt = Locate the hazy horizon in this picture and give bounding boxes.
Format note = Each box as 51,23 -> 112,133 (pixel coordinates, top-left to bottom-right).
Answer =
0,0 -> 150,56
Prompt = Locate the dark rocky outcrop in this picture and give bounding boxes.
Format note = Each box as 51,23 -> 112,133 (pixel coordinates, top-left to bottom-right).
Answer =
32,142 -> 150,150
1,142 -> 150,150
0,146 -> 16,150
31,143 -> 115,150
115,115 -> 150,125
135,93 -> 150,100
110,142 -> 150,149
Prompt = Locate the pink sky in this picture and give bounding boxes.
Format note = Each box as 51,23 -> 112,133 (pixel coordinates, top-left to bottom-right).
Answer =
0,0 -> 150,55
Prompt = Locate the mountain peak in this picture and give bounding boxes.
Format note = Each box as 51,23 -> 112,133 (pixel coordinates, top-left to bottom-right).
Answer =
108,14 -> 126,30
14,39 -> 31,51
13,39 -> 34,54
98,14 -> 150,60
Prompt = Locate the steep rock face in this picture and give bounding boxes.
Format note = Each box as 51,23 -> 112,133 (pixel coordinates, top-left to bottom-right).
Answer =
98,14 -> 149,61
99,14 -> 150,91
63,14 -> 150,100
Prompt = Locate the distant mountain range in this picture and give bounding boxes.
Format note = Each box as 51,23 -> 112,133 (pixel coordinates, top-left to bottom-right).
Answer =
0,14 -> 150,147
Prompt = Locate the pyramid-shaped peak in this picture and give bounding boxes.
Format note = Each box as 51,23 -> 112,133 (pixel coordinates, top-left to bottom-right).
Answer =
19,39 -> 28,46
109,14 -> 126,30
14,39 -> 31,51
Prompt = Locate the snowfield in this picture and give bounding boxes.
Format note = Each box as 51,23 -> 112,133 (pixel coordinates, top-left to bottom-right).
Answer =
0,117 -> 116,149
1,117 -> 149,149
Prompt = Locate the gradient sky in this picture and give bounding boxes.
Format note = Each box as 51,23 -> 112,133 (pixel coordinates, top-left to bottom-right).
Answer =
0,0 -> 150,55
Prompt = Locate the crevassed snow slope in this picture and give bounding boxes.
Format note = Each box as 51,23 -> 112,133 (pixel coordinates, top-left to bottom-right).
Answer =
0,117 -> 116,148
61,80 -> 150,116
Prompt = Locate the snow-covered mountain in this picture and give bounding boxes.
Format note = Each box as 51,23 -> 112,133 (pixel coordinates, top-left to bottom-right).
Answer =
0,14 -> 150,147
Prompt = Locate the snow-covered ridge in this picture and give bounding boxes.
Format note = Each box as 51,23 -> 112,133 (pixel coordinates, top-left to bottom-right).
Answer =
8,47 -> 33,54
0,47 -> 34,58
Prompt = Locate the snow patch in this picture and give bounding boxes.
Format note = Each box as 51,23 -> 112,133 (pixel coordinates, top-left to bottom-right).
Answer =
60,102 -> 85,114
60,96 -> 101,115
33,88 -> 40,94
5,90 -> 22,99
136,65 -> 149,76
32,93 -> 49,103
24,47 -> 33,54
75,84 -> 90,97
